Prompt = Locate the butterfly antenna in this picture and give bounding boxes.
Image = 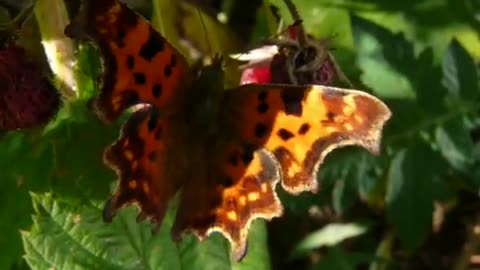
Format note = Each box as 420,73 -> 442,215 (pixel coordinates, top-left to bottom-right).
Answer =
197,8 -> 213,59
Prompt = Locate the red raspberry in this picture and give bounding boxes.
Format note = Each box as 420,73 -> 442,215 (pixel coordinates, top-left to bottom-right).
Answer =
0,43 -> 60,130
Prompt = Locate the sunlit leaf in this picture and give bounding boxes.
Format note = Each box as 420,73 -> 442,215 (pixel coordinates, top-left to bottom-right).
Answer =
22,193 -> 271,270
292,222 -> 368,257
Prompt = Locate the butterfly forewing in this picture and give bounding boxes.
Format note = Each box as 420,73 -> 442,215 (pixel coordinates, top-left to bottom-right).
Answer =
65,0 -> 190,122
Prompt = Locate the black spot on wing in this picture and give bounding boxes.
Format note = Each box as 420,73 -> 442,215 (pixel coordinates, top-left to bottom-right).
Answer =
277,129 -> 294,141
241,144 -> 256,165
126,55 -> 135,69
322,112 -> 337,124
147,110 -> 159,132
327,112 -> 336,121
118,90 -> 139,108
164,65 -> 172,77
255,123 -> 268,138
221,176 -> 234,187
139,27 -> 165,61
134,72 -> 146,84
163,54 -> 177,78
152,84 -> 162,98
116,30 -> 126,47
257,103 -> 269,114
281,89 -> 305,116
170,54 -> 177,67
298,123 -> 311,135
148,151 -> 157,162
258,91 -> 267,101
228,151 -> 240,167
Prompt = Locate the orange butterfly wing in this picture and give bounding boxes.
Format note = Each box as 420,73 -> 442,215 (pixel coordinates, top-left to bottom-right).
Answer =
66,0 -> 284,261
103,105 -> 283,261
171,144 -> 283,261
65,0 -> 189,122
103,105 -> 179,228
223,84 -> 391,194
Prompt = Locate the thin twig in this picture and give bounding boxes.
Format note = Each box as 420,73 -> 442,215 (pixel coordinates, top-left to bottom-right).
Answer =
283,0 -> 307,46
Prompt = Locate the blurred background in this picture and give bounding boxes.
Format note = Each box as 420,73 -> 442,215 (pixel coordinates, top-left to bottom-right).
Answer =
0,0 -> 480,269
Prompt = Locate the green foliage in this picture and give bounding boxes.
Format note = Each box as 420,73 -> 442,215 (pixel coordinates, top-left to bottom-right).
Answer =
21,193 -> 270,270
292,222 -> 369,258
1,0 -> 480,269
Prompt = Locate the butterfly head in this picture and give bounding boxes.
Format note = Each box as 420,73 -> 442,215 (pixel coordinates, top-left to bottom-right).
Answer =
194,54 -> 224,90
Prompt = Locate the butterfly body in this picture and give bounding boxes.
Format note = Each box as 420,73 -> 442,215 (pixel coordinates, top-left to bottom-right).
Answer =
182,58 -> 226,135
66,0 -> 391,261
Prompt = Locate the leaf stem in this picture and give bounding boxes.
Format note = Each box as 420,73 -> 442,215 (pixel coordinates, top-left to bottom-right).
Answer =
34,0 -> 78,99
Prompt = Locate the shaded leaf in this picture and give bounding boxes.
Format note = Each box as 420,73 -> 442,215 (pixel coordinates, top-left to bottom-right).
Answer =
435,116 -> 475,173
386,142 -> 446,250
0,171 -> 31,270
412,47 -> 448,115
319,148 -> 377,214
313,247 -> 374,270
442,39 -> 479,101
369,232 -> 394,270
470,142 -> 480,187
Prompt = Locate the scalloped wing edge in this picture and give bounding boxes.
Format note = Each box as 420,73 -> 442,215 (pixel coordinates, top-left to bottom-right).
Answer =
282,85 -> 391,195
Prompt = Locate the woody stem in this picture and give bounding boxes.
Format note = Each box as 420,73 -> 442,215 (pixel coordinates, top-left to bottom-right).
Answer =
283,0 -> 307,46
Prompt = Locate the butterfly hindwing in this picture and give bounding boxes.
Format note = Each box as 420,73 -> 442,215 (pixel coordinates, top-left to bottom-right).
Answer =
105,108 -> 283,261
171,145 -> 283,261
65,0 -> 190,122
223,84 -> 391,194
103,105 -> 179,228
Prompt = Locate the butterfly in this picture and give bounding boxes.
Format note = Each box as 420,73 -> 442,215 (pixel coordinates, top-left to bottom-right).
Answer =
65,0 -> 391,261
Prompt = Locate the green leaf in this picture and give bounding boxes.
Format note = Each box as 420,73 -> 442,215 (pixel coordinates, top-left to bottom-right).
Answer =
319,148 -> 377,214
293,222 -> 368,258
369,232 -> 394,270
472,142 -> 480,180
313,247 -> 373,270
22,193 -> 271,270
442,39 -> 479,100
435,116 -> 475,172
385,142 -> 446,251
348,1 -> 480,60
412,47 -> 448,115
352,15 -> 450,113
351,15 -> 416,99
45,108 -> 118,201
332,177 -> 357,215
0,172 -> 31,270
0,131 -> 58,270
